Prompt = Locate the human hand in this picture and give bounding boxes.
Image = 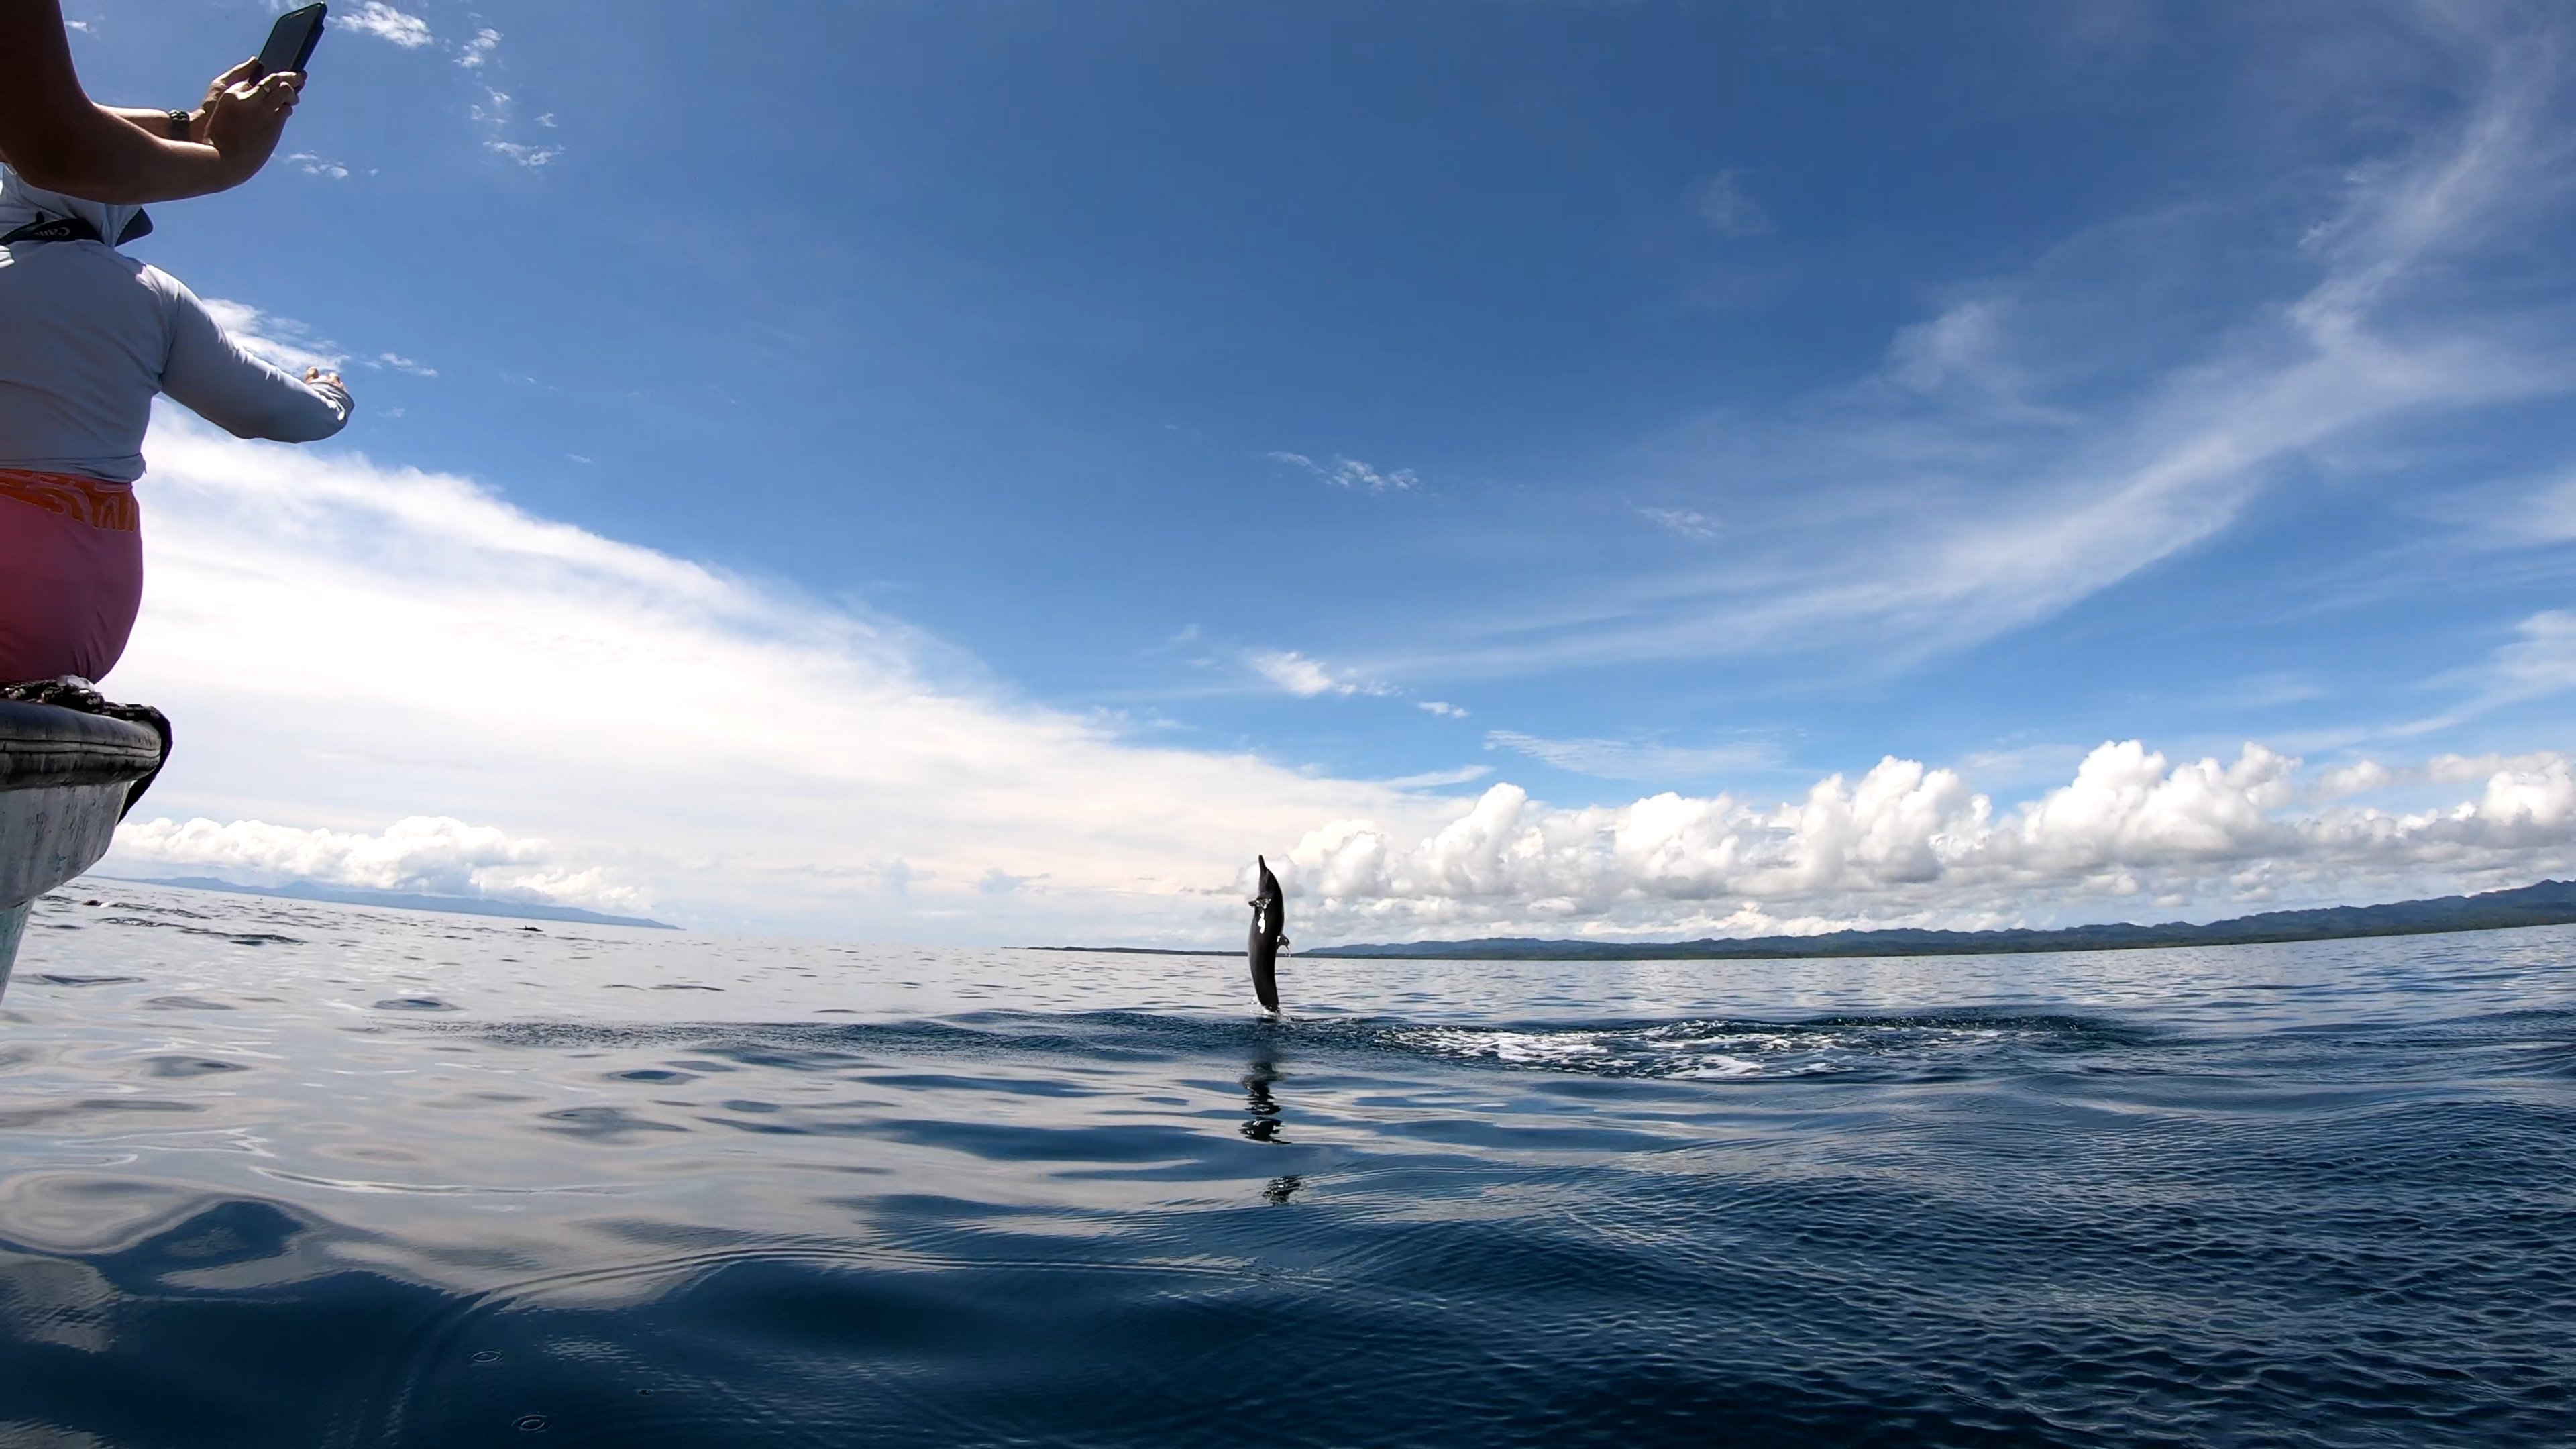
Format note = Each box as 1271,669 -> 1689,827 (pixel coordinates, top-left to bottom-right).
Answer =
188,59 -> 262,141
200,70 -> 301,185
304,366 -> 343,390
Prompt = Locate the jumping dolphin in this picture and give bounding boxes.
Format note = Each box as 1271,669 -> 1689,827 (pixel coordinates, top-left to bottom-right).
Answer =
1247,855 -> 1289,1012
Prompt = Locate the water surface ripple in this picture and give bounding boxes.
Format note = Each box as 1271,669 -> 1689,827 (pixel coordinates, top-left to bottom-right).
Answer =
0,885 -> 2570,1446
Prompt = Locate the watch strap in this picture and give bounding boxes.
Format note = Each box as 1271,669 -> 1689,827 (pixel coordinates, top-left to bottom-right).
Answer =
165,109 -> 191,141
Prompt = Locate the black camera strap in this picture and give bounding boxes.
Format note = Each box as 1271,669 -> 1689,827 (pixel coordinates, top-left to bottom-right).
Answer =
0,209 -> 154,248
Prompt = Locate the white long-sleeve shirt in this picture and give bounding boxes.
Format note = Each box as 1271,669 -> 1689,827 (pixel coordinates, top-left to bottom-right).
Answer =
0,230 -> 352,484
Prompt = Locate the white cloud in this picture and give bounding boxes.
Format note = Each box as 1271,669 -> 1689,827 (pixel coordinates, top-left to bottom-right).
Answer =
466,62 -> 565,172
2427,750 -> 2571,784
1486,731 -> 1778,782
284,152 -> 350,180
1267,451 -> 1419,492
1688,169 -> 1774,238
2526,474 -> 2576,541
1418,700 -> 1469,718
1635,506 -> 1717,538
1885,297 -> 2012,396
1953,742 -> 2089,786
1246,649 -> 1389,699
1275,741 -> 2576,940
341,2 -> 433,49
377,352 -> 437,377
197,298 -> 343,375
486,140 -> 562,170
103,419 -> 1451,942
1248,650 -> 1338,696
2482,610 -> 2576,704
116,815 -> 643,914
2312,760 -> 2394,800
2390,610 -> 2576,737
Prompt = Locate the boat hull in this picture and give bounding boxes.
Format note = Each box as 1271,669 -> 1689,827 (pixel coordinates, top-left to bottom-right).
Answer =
0,698 -> 166,996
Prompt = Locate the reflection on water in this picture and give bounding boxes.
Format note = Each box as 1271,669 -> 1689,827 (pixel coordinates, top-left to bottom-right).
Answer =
1240,1052 -> 1303,1204
0,883 -> 2570,1446
1241,1055 -> 1285,1142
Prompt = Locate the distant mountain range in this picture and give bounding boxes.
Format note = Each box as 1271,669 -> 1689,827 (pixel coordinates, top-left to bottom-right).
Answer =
1292,880 -> 2576,961
112,877 -> 678,931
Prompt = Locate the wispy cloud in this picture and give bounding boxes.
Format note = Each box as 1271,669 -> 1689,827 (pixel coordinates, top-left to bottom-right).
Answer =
486,141 -> 563,170
312,6 -> 562,172
376,352 -> 437,378
341,2 -> 433,49
1687,169 -> 1773,238
1267,451 -> 1419,492
1246,649 -> 1391,698
282,152 -> 349,180
1418,700 -> 1469,718
1485,730 -> 1779,782
1401,10 -> 2576,682
198,298 -> 344,374
1635,506 -> 1717,538
1883,297 -> 2024,400
459,38 -> 565,172
2355,609 -> 2576,741
1379,765 -> 1493,790
2481,610 -> 2576,701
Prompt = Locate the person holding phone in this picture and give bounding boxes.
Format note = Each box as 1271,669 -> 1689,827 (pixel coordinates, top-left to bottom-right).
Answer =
0,0 -> 304,204
0,160 -> 353,684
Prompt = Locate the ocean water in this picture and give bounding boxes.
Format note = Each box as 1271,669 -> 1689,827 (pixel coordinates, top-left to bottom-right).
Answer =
0,885 -> 2570,1448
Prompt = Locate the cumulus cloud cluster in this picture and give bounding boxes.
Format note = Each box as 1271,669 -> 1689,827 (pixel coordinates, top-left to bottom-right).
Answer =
1272,742 -> 2576,938
117,816 -> 645,914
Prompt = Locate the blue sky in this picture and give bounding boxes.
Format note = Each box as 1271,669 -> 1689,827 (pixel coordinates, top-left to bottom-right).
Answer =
70,1 -> 2576,942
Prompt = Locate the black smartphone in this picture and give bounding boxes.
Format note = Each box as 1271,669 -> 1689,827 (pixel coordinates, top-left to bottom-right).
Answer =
256,3 -> 327,78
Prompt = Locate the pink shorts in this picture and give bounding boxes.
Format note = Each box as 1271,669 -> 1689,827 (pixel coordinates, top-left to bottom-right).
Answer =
0,469 -> 143,685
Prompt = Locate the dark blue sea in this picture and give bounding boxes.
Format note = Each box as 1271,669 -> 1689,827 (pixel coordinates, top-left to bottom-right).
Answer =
0,883 -> 2569,1446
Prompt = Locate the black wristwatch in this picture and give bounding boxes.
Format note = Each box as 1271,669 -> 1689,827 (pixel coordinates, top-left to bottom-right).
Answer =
165,109 -> 191,141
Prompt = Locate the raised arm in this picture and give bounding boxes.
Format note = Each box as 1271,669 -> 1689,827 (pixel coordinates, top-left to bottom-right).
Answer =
0,4 -> 296,203
159,279 -> 353,444
101,61 -> 277,146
